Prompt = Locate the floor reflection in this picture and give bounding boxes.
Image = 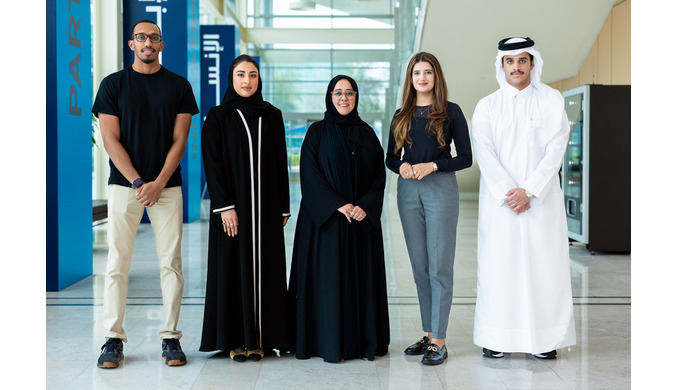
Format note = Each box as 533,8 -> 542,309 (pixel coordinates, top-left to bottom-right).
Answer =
47,179 -> 631,389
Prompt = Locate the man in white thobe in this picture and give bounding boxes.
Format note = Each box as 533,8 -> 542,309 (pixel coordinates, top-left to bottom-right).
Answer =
471,37 -> 576,359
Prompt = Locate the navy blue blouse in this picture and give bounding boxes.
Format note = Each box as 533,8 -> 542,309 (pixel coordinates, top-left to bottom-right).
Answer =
385,102 -> 472,174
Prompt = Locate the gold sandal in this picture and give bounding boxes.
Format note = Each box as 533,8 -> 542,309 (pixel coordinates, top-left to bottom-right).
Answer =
247,349 -> 264,361
229,349 -> 247,363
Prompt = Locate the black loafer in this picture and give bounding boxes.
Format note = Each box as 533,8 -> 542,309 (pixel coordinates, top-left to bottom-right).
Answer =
533,350 -> 557,359
404,336 -> 430,355
421,343 -> 447,365
482,348 -> 504,358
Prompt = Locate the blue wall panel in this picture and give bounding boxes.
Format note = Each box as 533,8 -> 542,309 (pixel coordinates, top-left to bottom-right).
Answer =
46,0 -> 93,291
199,25 -> 240,199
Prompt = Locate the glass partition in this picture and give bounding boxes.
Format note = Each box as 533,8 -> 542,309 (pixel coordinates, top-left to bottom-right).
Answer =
212,0 -> 428,175
244,0 -> 396,175
247,0 -> 394,29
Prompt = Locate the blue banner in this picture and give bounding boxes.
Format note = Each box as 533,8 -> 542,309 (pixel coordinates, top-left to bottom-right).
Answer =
200,25 -> 239,118
200,25 -> 240,198
123,0 -> 201,222
46,0 -> 93,290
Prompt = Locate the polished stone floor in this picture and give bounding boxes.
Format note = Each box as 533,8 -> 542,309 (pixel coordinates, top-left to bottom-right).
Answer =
46,177 -> 631,389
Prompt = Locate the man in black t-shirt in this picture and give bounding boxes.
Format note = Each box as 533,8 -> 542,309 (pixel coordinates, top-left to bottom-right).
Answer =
91,19 -> 199,369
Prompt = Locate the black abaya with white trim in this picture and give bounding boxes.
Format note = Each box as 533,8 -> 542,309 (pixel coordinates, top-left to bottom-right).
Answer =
199,103 -> 292,352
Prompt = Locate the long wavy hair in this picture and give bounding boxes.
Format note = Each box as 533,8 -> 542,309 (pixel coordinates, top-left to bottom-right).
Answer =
391,52 -> 449,155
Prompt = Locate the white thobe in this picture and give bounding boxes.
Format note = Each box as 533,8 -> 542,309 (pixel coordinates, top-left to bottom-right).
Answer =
471,82 -> 576,353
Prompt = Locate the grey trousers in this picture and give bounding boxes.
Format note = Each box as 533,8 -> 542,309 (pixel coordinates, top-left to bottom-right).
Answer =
397,171 -> 459,339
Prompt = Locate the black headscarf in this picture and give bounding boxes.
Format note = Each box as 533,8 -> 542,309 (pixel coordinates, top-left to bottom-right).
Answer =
323,75 -> 381,153
323,75 -> 365,126
320,75 -> 383,210
221,54 -> 273,116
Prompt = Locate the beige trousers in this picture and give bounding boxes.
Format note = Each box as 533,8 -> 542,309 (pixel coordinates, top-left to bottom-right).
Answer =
103,185 -> 184,342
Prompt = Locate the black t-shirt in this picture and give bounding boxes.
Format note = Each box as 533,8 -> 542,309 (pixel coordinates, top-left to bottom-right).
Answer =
92,66 -> 199,188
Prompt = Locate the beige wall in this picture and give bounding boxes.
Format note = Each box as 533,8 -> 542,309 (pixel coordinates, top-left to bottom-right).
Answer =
549,0 -> 631,92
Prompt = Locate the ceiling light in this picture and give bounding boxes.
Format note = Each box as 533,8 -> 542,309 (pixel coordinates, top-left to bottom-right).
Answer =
289,1 -> 316,11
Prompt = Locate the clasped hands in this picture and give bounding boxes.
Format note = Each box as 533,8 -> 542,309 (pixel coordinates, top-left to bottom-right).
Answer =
399,162 -> 434,180
134,181 -> 162,207
505,188 -> 531,215
338,204 -> 366,223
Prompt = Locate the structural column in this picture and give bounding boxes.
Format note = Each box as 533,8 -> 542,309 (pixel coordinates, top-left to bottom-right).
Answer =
46,0 -> 93,291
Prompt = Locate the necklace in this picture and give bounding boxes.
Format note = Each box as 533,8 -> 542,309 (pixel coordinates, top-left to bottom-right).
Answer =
417,105 -> 431,116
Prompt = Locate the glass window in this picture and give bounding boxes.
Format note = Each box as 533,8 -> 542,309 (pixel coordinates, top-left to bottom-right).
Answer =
239,0 -> 428,174
247,0 -> 394,29
256,55 -> 390,175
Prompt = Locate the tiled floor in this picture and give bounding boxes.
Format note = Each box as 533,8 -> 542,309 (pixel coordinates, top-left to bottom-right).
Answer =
46,177 -> 631,389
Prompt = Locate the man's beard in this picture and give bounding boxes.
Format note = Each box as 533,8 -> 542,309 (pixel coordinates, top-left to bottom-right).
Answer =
137,50 -> 157,64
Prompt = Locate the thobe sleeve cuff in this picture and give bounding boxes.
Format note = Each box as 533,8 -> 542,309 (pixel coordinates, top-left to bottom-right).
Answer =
524,177 -> 557,203
213,205 -> 235,213
490,179 -> 517,206
283,212 -> 291,217
521,172 -> 551,201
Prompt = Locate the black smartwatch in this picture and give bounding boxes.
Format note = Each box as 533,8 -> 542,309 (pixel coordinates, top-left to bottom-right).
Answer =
131,178 -> 144,189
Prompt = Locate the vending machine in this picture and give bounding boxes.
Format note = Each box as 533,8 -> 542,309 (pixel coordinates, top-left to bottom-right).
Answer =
561,85 -> 631,253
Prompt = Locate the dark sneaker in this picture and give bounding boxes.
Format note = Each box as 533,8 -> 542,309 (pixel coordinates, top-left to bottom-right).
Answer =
533,350 -> 557,359
482,348 -> 504,358
97,338 -> 124,368
421,343 -> 448,365
162,338 -> 187,366
404,335 -> 430,355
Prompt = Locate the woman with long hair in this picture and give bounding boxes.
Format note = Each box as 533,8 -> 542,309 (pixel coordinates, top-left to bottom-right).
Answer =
385,52 -> 472,365
199,55 -> 293,362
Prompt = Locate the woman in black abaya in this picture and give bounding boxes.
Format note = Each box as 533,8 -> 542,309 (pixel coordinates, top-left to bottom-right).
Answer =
199,55 -> 292,362
290,75 -> 390,363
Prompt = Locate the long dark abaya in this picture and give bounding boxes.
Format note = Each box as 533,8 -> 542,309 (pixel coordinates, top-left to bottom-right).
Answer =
290,75 -> 390,363
199,56 -> 293,352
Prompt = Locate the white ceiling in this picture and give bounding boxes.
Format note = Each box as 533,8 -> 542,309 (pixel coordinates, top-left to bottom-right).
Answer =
421,0 -> 616,115
418,0 -> 616,192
